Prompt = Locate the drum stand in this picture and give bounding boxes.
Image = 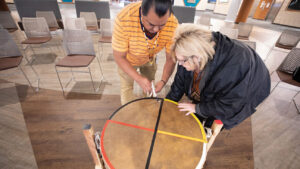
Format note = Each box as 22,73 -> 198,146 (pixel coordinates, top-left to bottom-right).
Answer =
83,124 -> 106,169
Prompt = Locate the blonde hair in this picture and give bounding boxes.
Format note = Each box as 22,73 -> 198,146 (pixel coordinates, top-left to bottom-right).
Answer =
171,23 -> 216,71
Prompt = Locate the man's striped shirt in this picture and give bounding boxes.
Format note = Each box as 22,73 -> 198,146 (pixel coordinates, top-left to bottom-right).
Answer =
112,2 -> 178,66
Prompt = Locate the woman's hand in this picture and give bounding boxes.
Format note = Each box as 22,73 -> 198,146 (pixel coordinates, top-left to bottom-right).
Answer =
178,103 -> 196,116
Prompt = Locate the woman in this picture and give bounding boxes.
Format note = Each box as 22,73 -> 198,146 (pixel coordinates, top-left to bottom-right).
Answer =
166,24 -> 270,129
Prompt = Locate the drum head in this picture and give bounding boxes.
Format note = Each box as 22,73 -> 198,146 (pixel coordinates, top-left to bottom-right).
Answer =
101,98 -> 207,169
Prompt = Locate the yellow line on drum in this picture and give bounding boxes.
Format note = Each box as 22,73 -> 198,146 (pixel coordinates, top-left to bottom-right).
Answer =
164,99 -> 178,105
164,99 -> 208,143
157,130 -> 206,143
190,113 -> 208,143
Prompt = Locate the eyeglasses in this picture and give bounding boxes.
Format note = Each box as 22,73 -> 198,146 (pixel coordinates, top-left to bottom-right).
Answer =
142,16 -> 166,30
177,55 -> 194,65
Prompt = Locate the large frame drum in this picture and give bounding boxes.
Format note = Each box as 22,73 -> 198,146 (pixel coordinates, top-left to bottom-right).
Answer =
100,98 -> 208,169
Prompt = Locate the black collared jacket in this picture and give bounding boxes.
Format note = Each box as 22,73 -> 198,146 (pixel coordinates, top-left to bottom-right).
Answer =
166,32 -> 270,129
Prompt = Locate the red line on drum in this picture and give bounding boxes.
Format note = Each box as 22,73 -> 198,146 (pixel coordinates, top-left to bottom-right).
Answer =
101,121 -> 115,169
108,120 -> 155,132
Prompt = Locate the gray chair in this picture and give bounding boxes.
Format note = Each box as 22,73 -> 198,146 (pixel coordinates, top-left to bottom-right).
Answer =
265,30 -> 300,62
80,12 -> 99,31
271,48 -> 300,113
172,6 -> 196,24
22,17 -> 52,64
14,0 -> 63,29
55,29 -> 104,96
36,11 -> 60,31
0,29 -> 39,92
275,30 -> 300,50
98,18 -> 113,59
0,11 -> 18,32
75,0 -> 110,25
236,23 -> 253,40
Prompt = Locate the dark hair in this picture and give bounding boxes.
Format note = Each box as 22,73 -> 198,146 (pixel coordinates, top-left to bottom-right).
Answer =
142,0 -> 173,17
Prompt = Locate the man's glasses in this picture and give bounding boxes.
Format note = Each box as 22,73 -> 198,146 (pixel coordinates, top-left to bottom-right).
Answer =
142,16 -> 166,30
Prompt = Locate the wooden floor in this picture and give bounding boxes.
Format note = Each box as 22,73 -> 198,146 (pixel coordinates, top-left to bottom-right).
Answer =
16,85 -> 121,169
14,86 -> 253,169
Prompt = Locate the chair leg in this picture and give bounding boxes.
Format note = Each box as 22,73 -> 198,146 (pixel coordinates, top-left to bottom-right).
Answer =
23,56 -> 40,92
55,66 -> 65,96
96,57 -> 104,81
97,41 -> 102,61
71,68 -> 76,82
88,67 -> 97,92
29,45 -> 37,64
18,66 -> 36,92
101,43 -> 104,60
44,43 -> 54,56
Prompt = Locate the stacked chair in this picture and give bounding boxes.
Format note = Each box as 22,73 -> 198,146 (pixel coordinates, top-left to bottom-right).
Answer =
236,23 -> 253,40
80,12 -> 99,31
22,17 -> 53,64
36,11 -> 60,32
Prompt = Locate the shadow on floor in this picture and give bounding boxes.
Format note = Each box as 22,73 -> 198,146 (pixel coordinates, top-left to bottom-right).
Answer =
0,86 -> 20,107
25,53 -> 57,65
65,81 -> 111,100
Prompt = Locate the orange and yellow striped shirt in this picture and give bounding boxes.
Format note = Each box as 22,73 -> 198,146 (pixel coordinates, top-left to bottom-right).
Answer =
112,2 -> 178,66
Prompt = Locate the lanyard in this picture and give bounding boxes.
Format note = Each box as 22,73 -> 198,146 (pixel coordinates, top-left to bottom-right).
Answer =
139,7 -> 159,64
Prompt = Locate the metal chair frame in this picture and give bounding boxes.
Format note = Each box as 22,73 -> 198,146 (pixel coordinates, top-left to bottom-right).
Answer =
54,56 -> 104,96
0,56 -> 40,92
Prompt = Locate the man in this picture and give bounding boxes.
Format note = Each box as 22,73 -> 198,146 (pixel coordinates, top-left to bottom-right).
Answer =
112,0 -> 178,105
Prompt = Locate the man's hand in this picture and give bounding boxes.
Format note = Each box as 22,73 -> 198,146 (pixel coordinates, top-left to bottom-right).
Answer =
178,103 -> 196,116
155,80 -> 165,93
136,76 -> 152,94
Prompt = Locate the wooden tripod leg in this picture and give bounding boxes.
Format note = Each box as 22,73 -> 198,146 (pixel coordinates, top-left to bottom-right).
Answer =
83,124 -> 104,169
206,120 -> 223,152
